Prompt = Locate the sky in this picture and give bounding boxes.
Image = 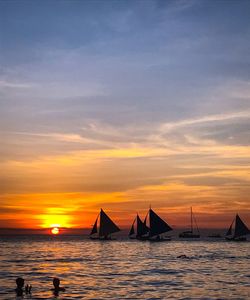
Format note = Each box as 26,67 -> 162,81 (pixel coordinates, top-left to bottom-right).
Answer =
0,0 -> 250,230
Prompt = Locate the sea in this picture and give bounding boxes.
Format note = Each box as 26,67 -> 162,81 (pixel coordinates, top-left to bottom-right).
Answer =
0,236 -> 249,299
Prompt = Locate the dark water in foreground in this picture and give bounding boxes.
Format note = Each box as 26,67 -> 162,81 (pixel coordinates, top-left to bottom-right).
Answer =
0,236 -> 249,299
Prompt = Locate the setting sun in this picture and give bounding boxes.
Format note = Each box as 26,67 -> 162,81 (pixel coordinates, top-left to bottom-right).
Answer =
51,227 -> 59,235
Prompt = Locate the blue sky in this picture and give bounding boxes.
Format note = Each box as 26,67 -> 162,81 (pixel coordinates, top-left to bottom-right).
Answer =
0,0 -> 250,228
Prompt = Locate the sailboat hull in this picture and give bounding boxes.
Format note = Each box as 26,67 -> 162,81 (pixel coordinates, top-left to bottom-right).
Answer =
135,235 -> 172,242
89,236 -> 115,241
208,234 -> 222,238
179,233 -> 200,238
136,236 -> 150,241
148,236 -> 171,242
89,236 -> 99,240
225,236 -> 247,242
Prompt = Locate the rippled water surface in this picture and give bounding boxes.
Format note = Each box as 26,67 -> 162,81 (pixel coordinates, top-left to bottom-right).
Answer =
0,236 -> 249,299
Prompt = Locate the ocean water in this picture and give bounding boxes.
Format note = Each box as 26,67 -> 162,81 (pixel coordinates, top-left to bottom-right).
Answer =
0,236 -> 249,299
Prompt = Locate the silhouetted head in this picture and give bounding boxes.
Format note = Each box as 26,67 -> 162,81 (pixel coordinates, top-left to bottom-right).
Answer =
53,277 -> 60,289
16,277 -> 24,289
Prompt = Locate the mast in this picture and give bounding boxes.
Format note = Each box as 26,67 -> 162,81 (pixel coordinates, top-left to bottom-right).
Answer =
191,207 -> 193,233
193,209 -> 200,234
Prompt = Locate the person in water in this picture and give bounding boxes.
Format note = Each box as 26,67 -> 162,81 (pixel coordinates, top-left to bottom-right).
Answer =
177,254 -> 189,259
15,277 -> 32,296
52,277 -> 65,296
15,277 -> 25,296
25,284 -> 32,294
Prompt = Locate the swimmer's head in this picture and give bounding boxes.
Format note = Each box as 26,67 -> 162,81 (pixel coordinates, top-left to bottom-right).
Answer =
16,277 -> 24,289
53,277 -> 60,288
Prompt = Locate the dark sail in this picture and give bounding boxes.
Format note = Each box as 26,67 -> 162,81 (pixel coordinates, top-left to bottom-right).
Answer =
234,214 -> 249,237
149,209 -> 172,237
226,222 -> 233,236
137,215 -> 149,237
90,216 -> 98,235
129,221 -> 135,236
99,209 -> 120,237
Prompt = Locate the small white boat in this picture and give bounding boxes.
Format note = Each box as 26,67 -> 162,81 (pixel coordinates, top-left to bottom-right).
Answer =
179,207 -> 200,238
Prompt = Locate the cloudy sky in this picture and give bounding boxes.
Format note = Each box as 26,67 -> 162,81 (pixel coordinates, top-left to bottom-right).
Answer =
1,0 -> 250,229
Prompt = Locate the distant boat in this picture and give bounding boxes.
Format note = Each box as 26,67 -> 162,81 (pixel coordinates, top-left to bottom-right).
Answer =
143,208 -> 173,241
208,233 -> 222,238
225,214 -> 249,242
179,207 -> 200,238
129,214 -> 149,240
89,209 -> 120,240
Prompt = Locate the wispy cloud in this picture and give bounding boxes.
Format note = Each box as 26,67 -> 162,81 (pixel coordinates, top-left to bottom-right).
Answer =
0,80 -> 33,89
159,110 -> 250,133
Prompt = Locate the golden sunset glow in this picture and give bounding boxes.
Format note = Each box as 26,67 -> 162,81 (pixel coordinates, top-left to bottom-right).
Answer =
1,137 -> 250,229
40,213 -> 72,228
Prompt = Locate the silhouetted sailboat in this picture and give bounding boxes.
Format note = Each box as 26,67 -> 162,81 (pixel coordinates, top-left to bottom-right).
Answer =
208,233 -> 222,238
225,214 -> 249,242
89,209 -> 120,240
143,208 -> 173,241
129,214 -> 149,240
179,207 -> 200,238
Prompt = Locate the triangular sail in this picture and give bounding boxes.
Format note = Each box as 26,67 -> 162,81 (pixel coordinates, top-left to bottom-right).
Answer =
137,215 -> 149,237
129,224 -> 135,236
226,220 -> 234,236
129,218 -> 135,236
99,209 -> 120,237
234,214 -> 249,237
149,209 -> 172,237
90,215 -> 98,235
